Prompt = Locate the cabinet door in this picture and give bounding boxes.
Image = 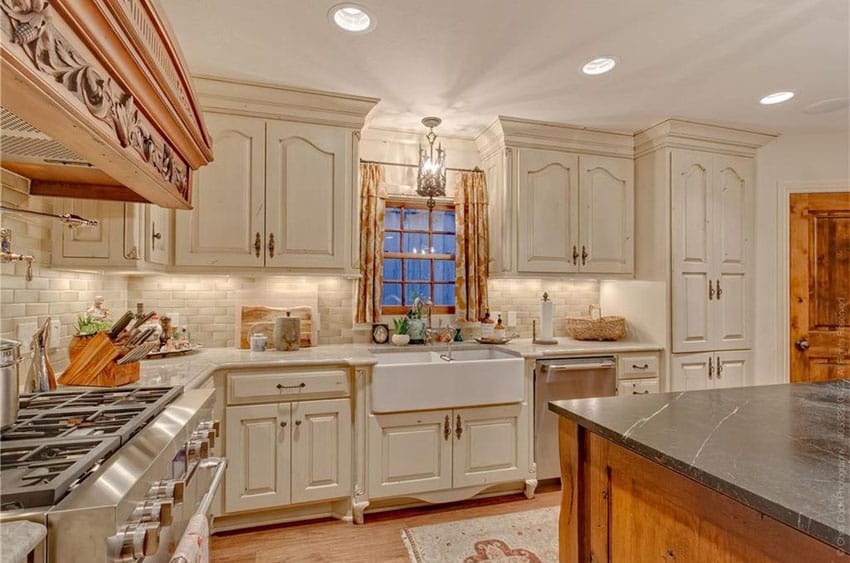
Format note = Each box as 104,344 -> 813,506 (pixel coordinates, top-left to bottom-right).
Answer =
671,150 -> 713,353
225,403 -> 291,513
453,404 -> 527,488
265,121 -> 349,269
715,350 -> 750,389
516,149 -> 579,273
671,353 -> 712,391
175,113 -> 265,267
712,156 -> 753,351
368,411 -> 452,499
146,204 -> 170,265
52,199 -> 122,264
578,155 -> 634,273
291,399 -> 352,504
482,148 -> 511,274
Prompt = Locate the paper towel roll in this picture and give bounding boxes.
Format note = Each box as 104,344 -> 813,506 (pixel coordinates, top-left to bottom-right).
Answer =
540,299 -> 553,340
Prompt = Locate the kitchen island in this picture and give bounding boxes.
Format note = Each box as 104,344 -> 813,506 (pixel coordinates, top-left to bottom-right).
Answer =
549,381 -> 850,562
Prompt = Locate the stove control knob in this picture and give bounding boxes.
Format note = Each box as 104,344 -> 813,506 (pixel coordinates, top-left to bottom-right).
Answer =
187,437 -> 210,463
198,419 -> 221,437
147,479 -> 185,503
192,427 -> 216,448
131,499 -> 173,527
107,521 -> 160,560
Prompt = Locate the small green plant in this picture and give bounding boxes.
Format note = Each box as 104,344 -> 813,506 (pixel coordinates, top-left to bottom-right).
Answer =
392,317 -> 409,335
75,316 -> 112,336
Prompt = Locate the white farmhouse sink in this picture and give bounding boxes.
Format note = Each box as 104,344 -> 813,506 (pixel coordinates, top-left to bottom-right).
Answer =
371,348 -> 525,413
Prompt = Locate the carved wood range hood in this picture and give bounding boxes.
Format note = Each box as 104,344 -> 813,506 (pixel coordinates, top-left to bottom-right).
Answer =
0,0 -> 213,208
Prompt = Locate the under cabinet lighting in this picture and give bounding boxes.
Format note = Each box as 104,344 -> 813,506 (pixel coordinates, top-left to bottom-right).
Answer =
581,57 -> 616,75
329,4 -> 375,33
760,91 -> 795,105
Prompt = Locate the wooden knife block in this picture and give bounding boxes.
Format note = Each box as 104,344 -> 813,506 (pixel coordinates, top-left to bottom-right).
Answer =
63,333 -> 141,387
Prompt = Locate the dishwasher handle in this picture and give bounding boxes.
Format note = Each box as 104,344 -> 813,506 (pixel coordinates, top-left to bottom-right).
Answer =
543,361 -> 615,372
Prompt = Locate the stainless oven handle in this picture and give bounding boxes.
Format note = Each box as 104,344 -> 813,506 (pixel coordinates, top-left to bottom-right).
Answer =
196,457 -> 228,516
544,362 -> 615,372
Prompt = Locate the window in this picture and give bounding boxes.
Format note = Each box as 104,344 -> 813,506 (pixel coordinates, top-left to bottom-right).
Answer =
382,201 -> 456,314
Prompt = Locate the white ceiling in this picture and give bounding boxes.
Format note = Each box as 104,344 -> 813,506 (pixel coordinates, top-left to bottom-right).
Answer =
163,0 -> 850,137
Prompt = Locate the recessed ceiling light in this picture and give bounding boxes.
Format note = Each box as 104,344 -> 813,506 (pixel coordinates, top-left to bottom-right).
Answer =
759,91 -> 795,105
329,4 -> 375,33
581,57 -> 616,76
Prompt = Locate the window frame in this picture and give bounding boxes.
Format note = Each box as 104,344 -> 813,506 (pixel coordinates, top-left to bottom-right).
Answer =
381,199 -> 456,315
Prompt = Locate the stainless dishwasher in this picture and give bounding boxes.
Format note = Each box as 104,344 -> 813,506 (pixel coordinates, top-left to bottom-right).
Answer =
535,356 -> 617,480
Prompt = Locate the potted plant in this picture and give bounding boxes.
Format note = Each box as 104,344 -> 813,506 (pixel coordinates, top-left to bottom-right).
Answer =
391,317 -> 410,346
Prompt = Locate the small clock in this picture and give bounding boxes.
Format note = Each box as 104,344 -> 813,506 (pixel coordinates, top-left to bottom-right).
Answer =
371,323 -> 389,344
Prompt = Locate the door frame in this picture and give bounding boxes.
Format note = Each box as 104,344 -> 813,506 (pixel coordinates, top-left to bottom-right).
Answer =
776,180 -> 850,381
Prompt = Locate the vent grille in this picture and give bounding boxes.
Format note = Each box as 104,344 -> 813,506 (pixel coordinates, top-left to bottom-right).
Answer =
0,106 -> 90,164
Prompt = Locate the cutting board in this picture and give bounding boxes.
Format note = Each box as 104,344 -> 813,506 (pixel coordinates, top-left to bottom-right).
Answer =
240,306 -> 314,349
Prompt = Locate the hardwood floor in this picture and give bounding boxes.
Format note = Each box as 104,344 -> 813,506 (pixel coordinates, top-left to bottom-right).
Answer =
211,485 -> 561,562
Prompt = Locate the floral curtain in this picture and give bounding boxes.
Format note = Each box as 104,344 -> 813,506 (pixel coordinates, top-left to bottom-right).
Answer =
356,163 -> 386,323
454,170 -> 489,322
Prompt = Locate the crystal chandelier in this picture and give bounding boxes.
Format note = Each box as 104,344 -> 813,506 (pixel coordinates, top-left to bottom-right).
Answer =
416,117 -> 447,209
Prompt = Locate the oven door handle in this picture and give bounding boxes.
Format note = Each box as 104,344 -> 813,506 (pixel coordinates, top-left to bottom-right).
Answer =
544,362 -> 615,372
195,457 -> 228,517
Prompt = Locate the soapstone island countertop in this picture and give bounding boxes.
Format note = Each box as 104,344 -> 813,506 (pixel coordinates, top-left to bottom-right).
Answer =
135,338 -> 663,390
549,381 -> 850,555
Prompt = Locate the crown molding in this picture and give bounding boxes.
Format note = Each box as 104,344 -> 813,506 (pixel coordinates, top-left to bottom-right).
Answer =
634,118 -> 778,158
193,74 -> 380,129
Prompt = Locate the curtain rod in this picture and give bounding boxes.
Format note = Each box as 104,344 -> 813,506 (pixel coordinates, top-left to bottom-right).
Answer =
359,159 -> 482,174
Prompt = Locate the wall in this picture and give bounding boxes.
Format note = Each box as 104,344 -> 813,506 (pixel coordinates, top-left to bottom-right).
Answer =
753,131 -> 850,385
487,278 -> 599,337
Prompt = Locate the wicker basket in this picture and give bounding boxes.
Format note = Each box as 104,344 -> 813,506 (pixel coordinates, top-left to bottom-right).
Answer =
565,315 -> 626,341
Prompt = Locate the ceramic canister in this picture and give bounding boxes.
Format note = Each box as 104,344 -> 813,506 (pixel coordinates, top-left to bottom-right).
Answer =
274,313 -> 300,351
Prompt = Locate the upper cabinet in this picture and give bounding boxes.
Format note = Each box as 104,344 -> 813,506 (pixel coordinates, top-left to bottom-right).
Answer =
173,76 -> 377,272
477,117 -> 634,276
0,1 -> 212,207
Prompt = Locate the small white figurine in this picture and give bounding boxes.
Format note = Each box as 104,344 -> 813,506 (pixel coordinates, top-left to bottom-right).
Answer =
87,296 -> 110,320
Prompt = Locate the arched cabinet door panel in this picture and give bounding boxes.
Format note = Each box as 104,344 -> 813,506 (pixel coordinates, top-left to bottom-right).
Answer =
578,155 -> 634,273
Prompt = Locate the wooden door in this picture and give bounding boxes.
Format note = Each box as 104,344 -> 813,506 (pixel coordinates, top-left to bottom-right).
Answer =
671,150 -> 713,353
790,192 -> 850,382
712,155 -> 753,350
452,404 -> 527,488
516,149 -> 579,273
578,155 -> 634,273
671,353 -> 712,391
225,403 -> 291,513
714,350 -> 750,388
367,410 -> 453,499
175,113 -> 265,267
146,204 -> 170,265
290,399 -> 352,504
265,120 -> 349,269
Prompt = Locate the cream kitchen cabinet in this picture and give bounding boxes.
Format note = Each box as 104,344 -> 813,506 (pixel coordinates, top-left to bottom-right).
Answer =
174,113 -> 354,270
368,403 -> 529,500
671,150 -> 753,353
671,351 -> 750,391
51,198 -> 169,270
515,150 -> 633,274
225,397 -> 351,513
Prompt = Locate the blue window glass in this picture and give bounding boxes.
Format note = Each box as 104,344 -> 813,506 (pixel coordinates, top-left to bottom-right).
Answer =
405,259 -> 431,281
385,208 -> 401,230
432,210 -> 455,233
434,260 -> 455,282
382,283 -> 402,306
383,232 -> 400,253
432,234 -> 456,255
433,284 -> 455,306
383,258 -> 402,281
405,284 -> 431,306
403,208 -> 429,230
403,233 -> 430,254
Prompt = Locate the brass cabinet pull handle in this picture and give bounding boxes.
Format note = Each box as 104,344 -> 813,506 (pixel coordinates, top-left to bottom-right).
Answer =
279,421 -> 287,428
581,245 -> 588,266
632,363 -> 649,370
151,222 -> 161,249
716,279 -> 722,299
708,280 -> 715,301
708,356 -> 713,379
716,356 -> 723,378
268,233 -> 275,258
444,415 -> 451,441
276,382 -> 306,390
455,414 -> 463,440
254,232 -> 262,258
295,420 -> 302,426
632,390 -> 650,395
572,245 -> 579,265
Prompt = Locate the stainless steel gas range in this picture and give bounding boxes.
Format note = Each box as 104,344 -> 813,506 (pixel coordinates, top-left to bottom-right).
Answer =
0,386 -> 224,562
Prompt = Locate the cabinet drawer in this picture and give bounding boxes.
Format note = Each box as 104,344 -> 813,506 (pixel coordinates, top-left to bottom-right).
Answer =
227,368 -> 349,404
617,378 -> 659,396
618,354 -> 659,378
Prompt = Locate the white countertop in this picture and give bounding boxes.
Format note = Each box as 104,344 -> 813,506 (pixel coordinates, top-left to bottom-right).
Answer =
135,338 -> 662,390
0,521 -> 46,563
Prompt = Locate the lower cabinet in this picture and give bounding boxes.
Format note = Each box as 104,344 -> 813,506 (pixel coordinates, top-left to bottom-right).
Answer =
617,378 -> 660,396
225,398 -> 351,513
368,403 -> 528,499
671,351 -> 750,391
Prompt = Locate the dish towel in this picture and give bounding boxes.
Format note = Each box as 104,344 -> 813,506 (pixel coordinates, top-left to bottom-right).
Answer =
170,514 -> 209,563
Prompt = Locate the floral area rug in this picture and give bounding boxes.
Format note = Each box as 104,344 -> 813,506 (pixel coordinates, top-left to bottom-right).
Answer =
401,507 -> 559,563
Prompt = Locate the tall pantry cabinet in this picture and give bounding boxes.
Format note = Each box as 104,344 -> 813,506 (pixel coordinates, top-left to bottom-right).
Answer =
634,120 -> 776,391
